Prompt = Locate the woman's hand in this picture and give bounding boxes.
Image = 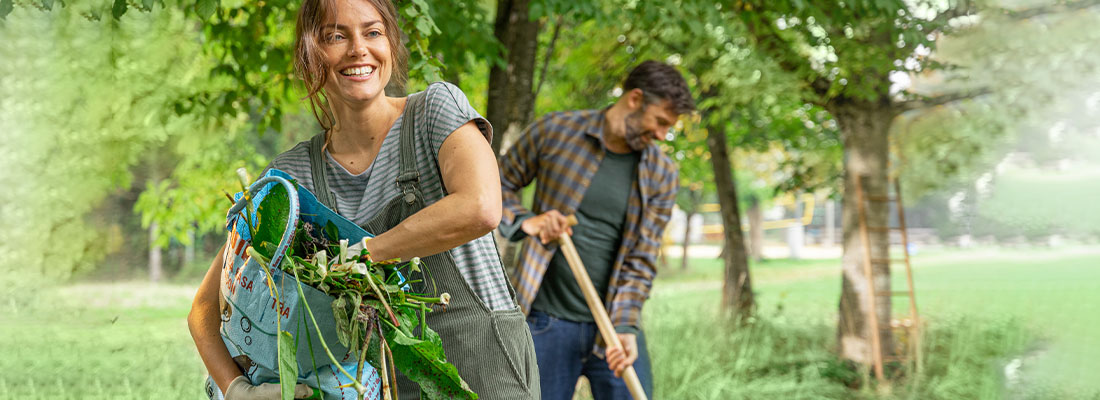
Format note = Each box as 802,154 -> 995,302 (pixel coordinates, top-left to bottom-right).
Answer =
224,376 -> 314,400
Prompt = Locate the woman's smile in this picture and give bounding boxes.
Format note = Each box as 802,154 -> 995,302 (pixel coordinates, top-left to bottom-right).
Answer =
338,64 -> 376,82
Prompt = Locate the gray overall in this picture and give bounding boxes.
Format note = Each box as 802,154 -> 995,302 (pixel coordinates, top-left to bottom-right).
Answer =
307,92 -> 539,399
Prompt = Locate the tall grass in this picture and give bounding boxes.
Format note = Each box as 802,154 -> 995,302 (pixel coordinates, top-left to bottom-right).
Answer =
635,285 -> 1034,400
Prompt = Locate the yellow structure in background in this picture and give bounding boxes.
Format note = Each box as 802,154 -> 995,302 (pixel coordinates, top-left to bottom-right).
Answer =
698,193 -> 816,236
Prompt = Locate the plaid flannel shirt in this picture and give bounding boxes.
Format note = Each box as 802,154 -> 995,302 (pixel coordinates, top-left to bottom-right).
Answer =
498,108 -> 678,331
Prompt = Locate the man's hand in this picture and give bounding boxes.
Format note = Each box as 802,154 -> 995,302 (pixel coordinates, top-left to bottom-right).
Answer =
224,375 -> 314,399
521,210 -> 573,244
605,333 -> 638,378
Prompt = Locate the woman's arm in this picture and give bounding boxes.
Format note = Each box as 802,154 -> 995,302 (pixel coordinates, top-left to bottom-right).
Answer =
364,120 -> 501,261
188,244 -> 243,395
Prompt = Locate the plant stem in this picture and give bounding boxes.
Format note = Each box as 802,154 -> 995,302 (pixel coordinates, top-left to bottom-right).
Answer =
355,317 -> 374,400
418,303 -> 427,341
363,269 -> 401,327
384,332 -> 399,400
404,294 -> 446,304
379,333 -> 392,400
290,263 -> 367,394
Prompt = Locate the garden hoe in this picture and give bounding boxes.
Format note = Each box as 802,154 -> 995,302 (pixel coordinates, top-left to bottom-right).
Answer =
559,215 -> 648,400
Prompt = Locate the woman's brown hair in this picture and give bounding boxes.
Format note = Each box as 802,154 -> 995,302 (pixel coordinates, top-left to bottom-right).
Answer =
293,0 -> 409,130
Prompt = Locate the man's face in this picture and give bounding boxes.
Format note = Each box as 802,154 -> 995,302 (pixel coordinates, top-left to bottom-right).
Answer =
622,98 -> 679,151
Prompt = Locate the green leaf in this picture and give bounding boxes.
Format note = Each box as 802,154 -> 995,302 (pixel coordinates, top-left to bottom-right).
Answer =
195,0 -> 216,20
386,327 -> 477,400
253,182 -> 290,260
415,18 -> 434,36
0,0 -> 13,20
111,0 -> 127,19
278,330 -> 298,400
331,296 -> 351,348
323,221 -> 339,242
40,0 -> 52,10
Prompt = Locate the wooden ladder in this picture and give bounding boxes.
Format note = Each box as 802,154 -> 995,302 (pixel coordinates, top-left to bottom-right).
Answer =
854,174 -> 922,382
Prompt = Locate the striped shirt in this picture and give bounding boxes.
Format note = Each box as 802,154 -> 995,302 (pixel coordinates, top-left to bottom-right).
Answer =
498,109 -> 678,330
266,82 -> 516,312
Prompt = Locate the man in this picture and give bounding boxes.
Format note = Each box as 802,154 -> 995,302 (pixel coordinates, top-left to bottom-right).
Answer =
498,60 -> 695,399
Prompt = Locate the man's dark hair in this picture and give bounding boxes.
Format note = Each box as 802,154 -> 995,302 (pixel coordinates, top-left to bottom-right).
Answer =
622,60 -> 696,115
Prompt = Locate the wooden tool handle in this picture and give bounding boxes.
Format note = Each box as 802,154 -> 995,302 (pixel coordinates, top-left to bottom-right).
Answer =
558,215 -> 648,400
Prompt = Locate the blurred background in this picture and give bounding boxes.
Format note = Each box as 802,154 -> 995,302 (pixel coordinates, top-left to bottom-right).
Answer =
1,0 -> 1099,399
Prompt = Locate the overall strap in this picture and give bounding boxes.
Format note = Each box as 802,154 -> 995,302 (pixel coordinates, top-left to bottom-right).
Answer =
308,132 -> 339,211
397,91 -> 427,204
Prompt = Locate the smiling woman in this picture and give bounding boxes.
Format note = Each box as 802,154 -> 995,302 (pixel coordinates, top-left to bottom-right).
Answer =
294,0 -> 408,132
186,0 -> 539,399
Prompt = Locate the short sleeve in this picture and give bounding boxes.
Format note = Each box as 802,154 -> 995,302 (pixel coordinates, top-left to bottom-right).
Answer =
423,82 -> 493,157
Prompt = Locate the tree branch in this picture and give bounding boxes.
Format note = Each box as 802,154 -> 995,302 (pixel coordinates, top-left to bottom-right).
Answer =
896,88 -> 991,111
1002,0 -> 1100,19
533,13 -> 565,100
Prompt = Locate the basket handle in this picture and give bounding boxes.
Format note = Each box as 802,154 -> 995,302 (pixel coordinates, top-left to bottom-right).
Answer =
226,175 -> 300,269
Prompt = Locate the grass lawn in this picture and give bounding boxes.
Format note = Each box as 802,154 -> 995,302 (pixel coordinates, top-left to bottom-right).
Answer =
1,246 -> 1095,399
648,246 -> 1100,399
0,284 -> 207,399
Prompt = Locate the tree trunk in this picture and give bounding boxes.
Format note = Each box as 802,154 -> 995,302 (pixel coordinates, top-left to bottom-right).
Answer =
487,0 -> 540,156
706,121 -> 754,317
830,98 -> 896,366
149,222 -> 162,283
680,209 -> 696,271
747,199 -> 764,261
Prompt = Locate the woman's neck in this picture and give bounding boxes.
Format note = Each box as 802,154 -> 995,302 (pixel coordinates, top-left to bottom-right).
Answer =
327,95 -> 404,155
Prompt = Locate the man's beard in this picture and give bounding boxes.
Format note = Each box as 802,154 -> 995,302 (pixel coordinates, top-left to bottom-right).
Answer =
622,110 -> 650,151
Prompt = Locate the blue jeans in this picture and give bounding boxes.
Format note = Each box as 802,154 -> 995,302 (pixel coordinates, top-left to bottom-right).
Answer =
527,310 -> 654,400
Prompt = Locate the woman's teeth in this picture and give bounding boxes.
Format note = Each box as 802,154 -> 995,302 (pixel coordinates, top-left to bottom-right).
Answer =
340,66 -> 374,77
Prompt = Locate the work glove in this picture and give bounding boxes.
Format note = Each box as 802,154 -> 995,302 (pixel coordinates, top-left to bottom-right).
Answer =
224,375 -> 314,399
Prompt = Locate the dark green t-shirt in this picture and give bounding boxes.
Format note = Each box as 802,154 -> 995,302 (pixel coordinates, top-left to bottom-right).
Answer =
531,149 -> 640,332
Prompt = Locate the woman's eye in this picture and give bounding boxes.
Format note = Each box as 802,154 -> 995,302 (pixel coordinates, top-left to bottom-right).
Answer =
366,30 -> 382,38
326,33 -> 344,42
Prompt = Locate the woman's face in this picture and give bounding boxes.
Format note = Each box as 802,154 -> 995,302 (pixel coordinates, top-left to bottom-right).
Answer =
319,0 -> 392,105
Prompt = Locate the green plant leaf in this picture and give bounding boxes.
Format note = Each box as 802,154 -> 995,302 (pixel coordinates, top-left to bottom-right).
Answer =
278,330 -> 298,400
323,221 -> 338,242
0,0 -> 14,20
386,327 -> 477,400
195,0 -> 216,20
253,182 -> 290,260
111,0 -> 127,19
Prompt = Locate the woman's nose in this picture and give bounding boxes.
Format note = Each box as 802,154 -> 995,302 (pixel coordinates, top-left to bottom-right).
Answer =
347,36 -> 366,57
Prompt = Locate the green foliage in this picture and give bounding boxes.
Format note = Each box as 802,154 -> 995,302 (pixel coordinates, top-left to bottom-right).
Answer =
0,5 -> 211,291
386,326 -> 477,399
425,0 -> 500,82
896,4 -> 1100,197
253,182 -> 291,259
